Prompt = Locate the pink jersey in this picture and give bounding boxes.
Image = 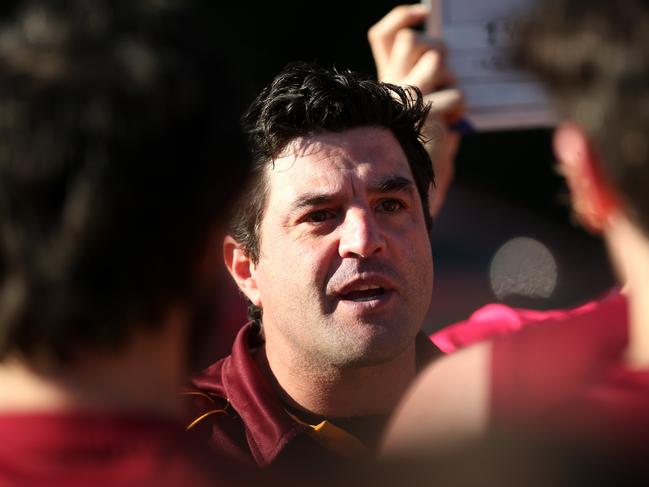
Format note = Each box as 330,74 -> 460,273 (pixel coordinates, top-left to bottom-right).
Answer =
431,289 -> 622,353
488,290 -> 649,449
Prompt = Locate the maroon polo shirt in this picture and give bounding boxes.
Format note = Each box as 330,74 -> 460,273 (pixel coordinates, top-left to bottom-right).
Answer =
184,322 -> 440,470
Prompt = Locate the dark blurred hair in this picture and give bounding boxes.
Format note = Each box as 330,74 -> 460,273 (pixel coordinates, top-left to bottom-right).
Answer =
232,62 -> 433,269
0,0 -> 248,363
514,0 -> 649,235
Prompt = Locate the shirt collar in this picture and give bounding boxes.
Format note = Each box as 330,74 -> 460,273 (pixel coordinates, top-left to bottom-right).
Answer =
222,322 -> 305,466
222,322 -> 441,466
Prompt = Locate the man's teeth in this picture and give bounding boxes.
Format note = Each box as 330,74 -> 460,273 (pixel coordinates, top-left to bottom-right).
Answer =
354,285 -> 378,292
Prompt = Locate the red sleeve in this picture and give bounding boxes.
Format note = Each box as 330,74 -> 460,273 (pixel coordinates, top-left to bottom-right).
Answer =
490,292 -> 628,427
431,288 -> 624,354
431,303 -> 537,353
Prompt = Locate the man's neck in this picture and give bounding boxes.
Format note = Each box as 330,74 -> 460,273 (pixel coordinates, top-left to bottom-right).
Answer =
257,335 -> 419,418
606,214 -> 649,368
0,313 -> 188,418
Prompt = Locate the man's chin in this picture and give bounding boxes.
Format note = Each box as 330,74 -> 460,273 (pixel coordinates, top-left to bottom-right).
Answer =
325,324 -> 419,368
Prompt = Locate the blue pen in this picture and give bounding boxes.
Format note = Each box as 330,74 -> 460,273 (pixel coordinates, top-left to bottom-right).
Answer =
449,118 -> 475,135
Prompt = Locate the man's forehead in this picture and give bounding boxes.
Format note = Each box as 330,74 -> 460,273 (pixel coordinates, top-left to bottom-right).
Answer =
269,126 -> 411,182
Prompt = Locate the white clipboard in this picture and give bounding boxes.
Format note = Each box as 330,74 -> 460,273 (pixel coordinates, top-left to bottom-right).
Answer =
424,0 -> 556,131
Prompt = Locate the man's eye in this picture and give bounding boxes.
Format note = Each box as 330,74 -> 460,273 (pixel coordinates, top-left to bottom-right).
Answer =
377,199 -> 405,213
305,210 -> 335,224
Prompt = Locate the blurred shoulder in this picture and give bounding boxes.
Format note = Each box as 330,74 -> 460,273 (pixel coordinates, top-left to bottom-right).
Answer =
382,341 -> 491,454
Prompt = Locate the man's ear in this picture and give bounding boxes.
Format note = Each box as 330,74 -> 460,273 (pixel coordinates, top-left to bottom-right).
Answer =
553,122 -> 619,232
223,235 -> 262,307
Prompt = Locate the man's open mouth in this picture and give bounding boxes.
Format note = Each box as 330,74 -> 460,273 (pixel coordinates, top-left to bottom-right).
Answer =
339,286 -> 386,302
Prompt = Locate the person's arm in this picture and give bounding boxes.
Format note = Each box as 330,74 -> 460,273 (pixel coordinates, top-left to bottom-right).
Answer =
368,4 -> 464,217
381,341 -> 492,455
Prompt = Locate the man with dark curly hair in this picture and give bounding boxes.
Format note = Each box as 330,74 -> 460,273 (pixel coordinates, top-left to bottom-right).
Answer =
184,61 -> 460,470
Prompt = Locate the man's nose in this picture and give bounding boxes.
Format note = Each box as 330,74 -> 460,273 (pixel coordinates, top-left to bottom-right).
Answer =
338,208 -> 385,259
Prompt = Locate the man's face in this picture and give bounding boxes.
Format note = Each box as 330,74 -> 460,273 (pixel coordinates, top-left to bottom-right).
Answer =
251,126 -> 433,367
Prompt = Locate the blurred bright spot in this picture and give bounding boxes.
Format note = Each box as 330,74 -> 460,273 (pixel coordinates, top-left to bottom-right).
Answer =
489,237 -> 557,300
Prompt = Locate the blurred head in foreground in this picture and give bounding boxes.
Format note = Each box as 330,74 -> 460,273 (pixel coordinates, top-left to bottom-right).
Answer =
0,0 -> 246,392
379,0 -> 649,479
516,0 -> 649,247
0,1 -> 254,484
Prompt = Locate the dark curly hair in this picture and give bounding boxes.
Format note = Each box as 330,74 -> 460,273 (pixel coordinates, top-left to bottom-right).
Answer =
231,62 -> 433,266
514,0 -> 649,236
0,0 -> 248,363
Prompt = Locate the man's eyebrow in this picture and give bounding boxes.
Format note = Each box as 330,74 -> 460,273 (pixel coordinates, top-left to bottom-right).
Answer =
289,193 -> 335,212
369,175 -> 416,195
